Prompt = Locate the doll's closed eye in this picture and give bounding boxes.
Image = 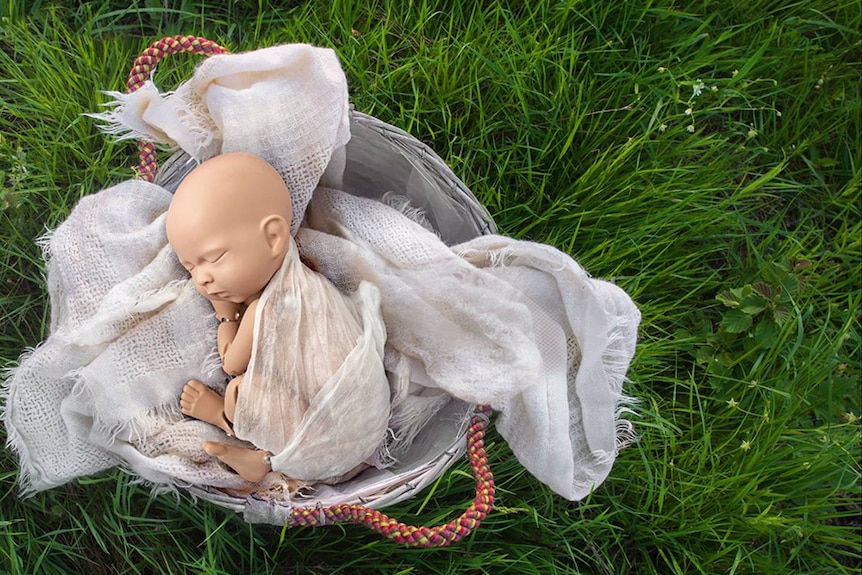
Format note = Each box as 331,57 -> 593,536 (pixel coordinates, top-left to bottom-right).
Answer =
207,251 -> 228,264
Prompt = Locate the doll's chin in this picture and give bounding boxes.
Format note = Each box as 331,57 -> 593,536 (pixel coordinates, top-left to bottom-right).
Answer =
208,293 -> 241,303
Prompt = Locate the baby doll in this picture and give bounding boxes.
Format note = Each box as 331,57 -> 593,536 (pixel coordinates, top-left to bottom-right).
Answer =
166,152 -> 390,483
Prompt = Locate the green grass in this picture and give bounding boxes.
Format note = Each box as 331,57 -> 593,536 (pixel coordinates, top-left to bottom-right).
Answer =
1,0 -> 859,573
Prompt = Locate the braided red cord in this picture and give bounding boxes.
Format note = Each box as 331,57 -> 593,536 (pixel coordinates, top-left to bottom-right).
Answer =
125,36 -> 229,181
287,406 -> 494,547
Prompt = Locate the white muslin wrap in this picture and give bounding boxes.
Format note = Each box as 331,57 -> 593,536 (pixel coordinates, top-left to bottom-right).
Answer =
301,188 -> 641,500
234,238 -> 390,481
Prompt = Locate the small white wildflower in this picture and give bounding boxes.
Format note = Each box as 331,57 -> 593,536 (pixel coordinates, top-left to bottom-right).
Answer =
693,79 -> 705,96
740,440 -> 752,452
684,107 -> 693,115
732,69 -> 739,77
686,124 -> 695,133
658,123 -> 668,133
727,398 -> 739,409
748,379 -> 759,387
658,66 -> 666,73
776,110 -> 782,117
711,85 -> 718,92
747,128 -> 758,139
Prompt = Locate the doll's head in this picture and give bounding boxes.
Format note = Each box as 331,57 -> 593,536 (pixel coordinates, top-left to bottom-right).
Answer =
166,152 -> 292,305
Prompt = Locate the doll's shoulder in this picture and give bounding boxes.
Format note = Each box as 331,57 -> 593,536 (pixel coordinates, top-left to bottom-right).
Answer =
241,298 -> 261,321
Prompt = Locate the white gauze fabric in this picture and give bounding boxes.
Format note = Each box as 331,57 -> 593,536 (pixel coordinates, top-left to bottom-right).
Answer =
89,43 -> 351,233
1,181 -> 260,494
3,41 -> 640,505
234,237 -> 390,481
303,188 -> 640,500
2,178 -> 639,502
4,44 -> 354,496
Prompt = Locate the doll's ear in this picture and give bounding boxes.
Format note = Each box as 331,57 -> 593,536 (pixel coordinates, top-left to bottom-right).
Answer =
261,215 -> 290,259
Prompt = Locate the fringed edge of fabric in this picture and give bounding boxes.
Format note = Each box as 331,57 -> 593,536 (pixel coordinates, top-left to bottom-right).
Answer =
381,192 -> 439,237
369,392 -> 455,471
0,347 -> 42,497
196,305 -> 223,384
368,428 -> 397,469
84,81 -> 217,162
84,85 -> 168,143
601,317 -> 641,456
66,367 -> 185,452
34,227 -> 55,266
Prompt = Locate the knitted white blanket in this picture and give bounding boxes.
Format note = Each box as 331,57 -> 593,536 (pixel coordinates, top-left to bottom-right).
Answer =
1,43 -> 640,505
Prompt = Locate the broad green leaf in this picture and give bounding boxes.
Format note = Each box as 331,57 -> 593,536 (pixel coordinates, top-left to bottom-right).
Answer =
762,260 -> 790,285
752,281 -> 773,299
716,290 -> 740,308
781,273 -> 800,296
773,305 -> 792,326
739,294 -> 769,315
721,309 -> 753,333
695,346 -> 714,365
754,319 -> 779,347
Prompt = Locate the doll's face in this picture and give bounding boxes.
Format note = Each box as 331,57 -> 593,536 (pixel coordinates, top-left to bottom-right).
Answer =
169,214 -> 282,305
165,152 -> 292,305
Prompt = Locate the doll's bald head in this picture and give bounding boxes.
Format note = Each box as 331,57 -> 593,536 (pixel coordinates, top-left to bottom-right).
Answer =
166,152 -> 293,304
168,152 -> 292,230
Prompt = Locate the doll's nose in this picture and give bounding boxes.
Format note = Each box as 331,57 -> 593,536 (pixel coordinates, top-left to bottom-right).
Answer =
192,267 -> 213,286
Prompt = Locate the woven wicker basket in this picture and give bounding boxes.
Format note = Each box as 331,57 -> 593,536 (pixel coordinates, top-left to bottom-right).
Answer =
127,36 -> 497,547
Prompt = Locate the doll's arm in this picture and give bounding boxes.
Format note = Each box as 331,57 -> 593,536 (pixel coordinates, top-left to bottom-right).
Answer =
218,299 -> 258,376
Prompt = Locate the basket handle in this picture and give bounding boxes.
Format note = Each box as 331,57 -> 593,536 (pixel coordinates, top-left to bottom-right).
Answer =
125,35 -> 229,182
125,37 -> 496,546
288,406 -> 495,547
